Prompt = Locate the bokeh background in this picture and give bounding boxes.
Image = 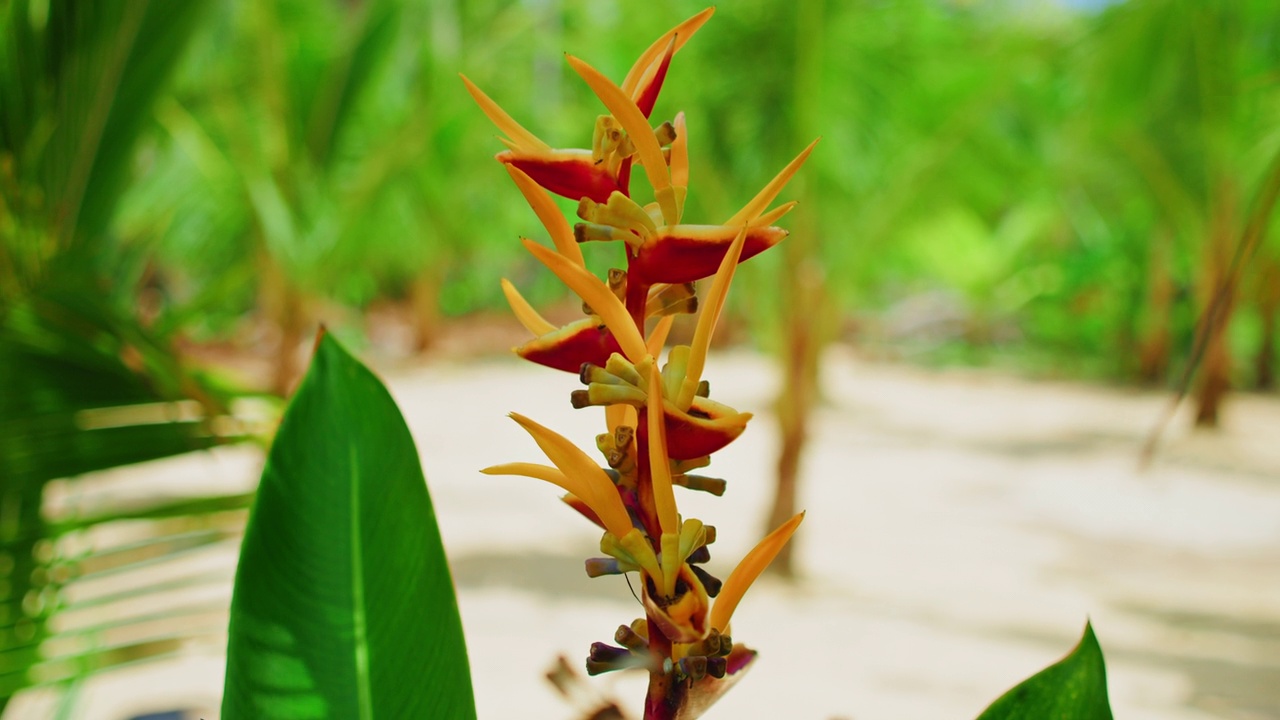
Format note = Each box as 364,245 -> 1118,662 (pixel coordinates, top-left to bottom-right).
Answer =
3,0 -> 1279,718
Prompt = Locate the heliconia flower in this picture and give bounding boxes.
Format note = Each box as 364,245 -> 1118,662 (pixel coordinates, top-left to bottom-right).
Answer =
472,11 -> 816,719
460,8 -> 714,204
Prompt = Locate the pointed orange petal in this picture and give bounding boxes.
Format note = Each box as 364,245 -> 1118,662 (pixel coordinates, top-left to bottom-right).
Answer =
522,238 -> 648,363
501,278 -> 556,336
679,226 -> 748,409
504,415 -> 633,538
566,54 -> 678,226
459,74 -> 551,152
505,165 -> 584,266
482,462 -> 590,501
670,111 -> 689,189
621,7 -> 716,96
606,403 -> 637,435
647,363 -> 679,535
751,200 -> 797,228
484,464 -> 620,537
561,493 -> 605,530
710,512 -> 806,632
647,314 -> 675,357
724,138 -> 819,228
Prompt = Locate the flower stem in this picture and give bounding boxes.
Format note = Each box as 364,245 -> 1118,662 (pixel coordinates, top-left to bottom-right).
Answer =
643,607 -> 682,720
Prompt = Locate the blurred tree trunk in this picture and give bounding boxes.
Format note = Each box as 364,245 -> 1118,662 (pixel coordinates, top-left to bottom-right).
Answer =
764,0 -> 827,578
1194,188 -> 1238,427
1137,229 -> 1174,383
409,269 -> 442,353
766,260 -> 828,578
1254,255 -> 1279,390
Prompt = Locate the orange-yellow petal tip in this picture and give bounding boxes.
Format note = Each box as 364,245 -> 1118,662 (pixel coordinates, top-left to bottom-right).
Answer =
709,511 -> 805,632
647,363 -> 679,535
725,137 -> 820,228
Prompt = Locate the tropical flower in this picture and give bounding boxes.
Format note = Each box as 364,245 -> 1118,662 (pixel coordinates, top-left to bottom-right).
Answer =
469,9 -> 816,718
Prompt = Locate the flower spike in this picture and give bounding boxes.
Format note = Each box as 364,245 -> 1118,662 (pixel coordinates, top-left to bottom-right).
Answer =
710,512 -> 806,633
471,12 -> 815,716
521,238 -> 648,363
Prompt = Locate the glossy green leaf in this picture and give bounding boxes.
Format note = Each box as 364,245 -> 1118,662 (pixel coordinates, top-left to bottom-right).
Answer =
222,333 -> 475,720
975,621 -> 1114,720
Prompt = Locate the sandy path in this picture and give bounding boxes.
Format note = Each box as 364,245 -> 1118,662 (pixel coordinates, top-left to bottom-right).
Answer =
7,348 -> 1279,719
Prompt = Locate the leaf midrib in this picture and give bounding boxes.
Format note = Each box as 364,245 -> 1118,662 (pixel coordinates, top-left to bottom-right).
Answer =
349,443 -> 373,720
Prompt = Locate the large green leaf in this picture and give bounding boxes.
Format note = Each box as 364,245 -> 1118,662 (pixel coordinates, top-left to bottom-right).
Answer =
975,621 -> 1114,720
222,334 -> 475,719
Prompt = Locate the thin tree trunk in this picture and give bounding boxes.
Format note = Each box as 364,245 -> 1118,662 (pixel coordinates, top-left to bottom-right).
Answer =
409,269 -> 442,353
1138,229 -> 1174,383
764,0 -> 828,578
1254,255 -> 1279,390
766,272 -> 825,578
1194,191 -> 1238,427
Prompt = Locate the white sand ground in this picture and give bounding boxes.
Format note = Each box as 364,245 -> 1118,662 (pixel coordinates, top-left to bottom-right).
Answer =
7,347 -> 1279,720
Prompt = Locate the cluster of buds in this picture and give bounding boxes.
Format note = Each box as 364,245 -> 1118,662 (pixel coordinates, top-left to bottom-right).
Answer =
466,9 -> 815,719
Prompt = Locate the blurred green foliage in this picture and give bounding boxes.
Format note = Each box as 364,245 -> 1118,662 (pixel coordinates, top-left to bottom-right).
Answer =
51,0 -> 1274,385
